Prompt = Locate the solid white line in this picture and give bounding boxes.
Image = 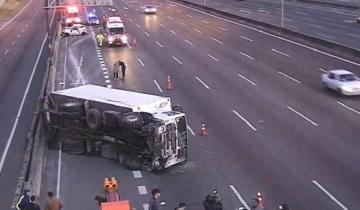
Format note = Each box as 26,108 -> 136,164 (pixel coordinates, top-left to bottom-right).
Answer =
207,53 -> 219,62
237,74 -> 256,86
187,125 -> 195,136
0,33 -> 48,175
136,24 -> 141,28
211,37 -> 223,44
239,51 -> 255,60
312,180 -> 349,210
184,39 -> 194,46
187,14 -> 193,18
156,41 -> 164,48
272,48 -> 290,57
168,0 -> 360,68
144,32 -> 150,36
4,49 -> 9,55
153,80 -> 164,93
11,41 -> 15,45
138,58 -> 145,67
193,28 -> 202,33
286,106 -> 318,127
170,30 -> 177,35
132,171 -> 143,178
337,101 -> 360,115
240,36 -> 253,42
278,71 -> 301,83
56,141 -> 62,198
196,76 -> 210,89
217,26 -> 228,31
229,185 -> 251,210
319,68 -> 328,73
232,110 -> 257,131
0,0 -> 33,31
138,186 -> 148,195
201,20 -> 209,24
172,56 -> 182,64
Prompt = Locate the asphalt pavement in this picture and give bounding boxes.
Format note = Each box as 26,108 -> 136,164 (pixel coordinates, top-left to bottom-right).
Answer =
0,0 -> 56,209
44,0 -> 360,210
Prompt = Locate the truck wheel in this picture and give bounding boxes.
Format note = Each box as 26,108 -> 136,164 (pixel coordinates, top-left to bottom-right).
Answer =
102,110 -> 121,127
140,112 -> 153,124
59,101 -> 84,113
118,112 -> 144,129
62,138 -> 86,155
86,108 -> 102,129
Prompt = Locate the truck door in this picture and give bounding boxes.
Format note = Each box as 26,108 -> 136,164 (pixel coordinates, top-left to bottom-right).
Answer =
176,116 -> 187,159
165,123 -> 177,157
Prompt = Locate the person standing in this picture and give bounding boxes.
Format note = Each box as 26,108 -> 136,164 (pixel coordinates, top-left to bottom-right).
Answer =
45,191 -> 63,210
120,61 -> 126,79
25,195 -> 40,210
149,189 -> 161,210
16,189 -> 30,210
113,60 -> 121,79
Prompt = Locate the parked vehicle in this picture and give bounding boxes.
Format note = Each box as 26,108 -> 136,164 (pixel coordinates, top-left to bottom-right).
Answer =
144,5 -> 157,14
61,24 -> 87,36
105,16 -> 128,46
321,69 -> 360,95
45,85 -> 188,171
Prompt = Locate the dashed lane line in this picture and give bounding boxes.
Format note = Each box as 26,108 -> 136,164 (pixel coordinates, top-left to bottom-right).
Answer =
201,20 -> 209,24
278,71 -> 301,84
11,41 -> 15,45
156,41 -> 164,48
312,180 -> 349,210
184,39 -> 194,46
319,68 -> 328,73
138,186 -> 148,195
217,26 -> 228,31
153,80 -> 164,93
239,9 -> 251,14
211,37 -> 223,44
4,49 -> 9,55
272,48 -> 290,57
193,28 -> 202,33
286,106 -> 318,127
180,22 -> 186,25
159,23 -> 164,27
337,101 -> 360,115
195,76 -> 210,89
232,110 -> 257,131
187,14 -> 193,18
240,35 -> 253,42
138,58 -> 145,67
237,73 -> 256,86
207,53 -> 219,62
170,30 -> 177,35
239,51 -> 255,60
105,79 -> 111,84
187,125 -> 195,136
17,34 -> 21,38
309,24 -> 324,29
136,24 -> 141,28
230,185 -> 251,210
172,56 -> 182,65
167,15 -> 173,19
132,171 -> 143,178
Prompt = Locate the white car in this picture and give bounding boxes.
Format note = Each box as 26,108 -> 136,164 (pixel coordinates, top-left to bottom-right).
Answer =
356,17 -> 360,24
62,24 -> 87,36
322,69 -> 360,95
144,5 -> 157,14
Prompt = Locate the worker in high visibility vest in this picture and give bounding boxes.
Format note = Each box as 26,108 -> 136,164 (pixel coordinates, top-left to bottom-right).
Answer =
16,189 -> 30,210
96,33 -> 105,47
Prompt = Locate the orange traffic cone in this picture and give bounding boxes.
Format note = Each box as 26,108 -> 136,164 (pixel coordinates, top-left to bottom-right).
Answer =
166,75 -> 173,90
199,123 -> 208,136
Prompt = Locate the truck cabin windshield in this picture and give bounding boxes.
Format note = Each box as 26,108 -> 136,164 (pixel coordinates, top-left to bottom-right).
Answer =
109,27 -> 125,35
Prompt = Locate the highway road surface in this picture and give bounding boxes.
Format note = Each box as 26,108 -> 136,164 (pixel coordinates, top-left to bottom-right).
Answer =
43,0 -> 359,210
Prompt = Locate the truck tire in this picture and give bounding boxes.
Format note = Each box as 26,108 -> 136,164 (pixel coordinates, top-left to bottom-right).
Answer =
62,138 -> 86,155
102,110 -> 121,127
61,111 -> 84,119
172,104 -> 182,112
59,101 -> 85,114
86,108 -> 102,130
124,156 -> 142,170
118,112 -> 144,129
140,112 -> 153,124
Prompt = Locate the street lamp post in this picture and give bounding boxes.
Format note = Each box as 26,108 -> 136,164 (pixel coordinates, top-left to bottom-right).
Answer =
203,0 -> 206,6
281,0 -> 284,28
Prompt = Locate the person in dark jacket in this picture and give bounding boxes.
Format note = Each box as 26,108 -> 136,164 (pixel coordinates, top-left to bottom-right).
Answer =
26,195 -> 40,210
16,189 -> 31,210
119,61 -> 126,79
149,188 -> 161,210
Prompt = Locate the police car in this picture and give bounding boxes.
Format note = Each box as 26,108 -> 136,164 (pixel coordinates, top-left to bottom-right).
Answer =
62,24 -> 88,36
87,13 -> 100,25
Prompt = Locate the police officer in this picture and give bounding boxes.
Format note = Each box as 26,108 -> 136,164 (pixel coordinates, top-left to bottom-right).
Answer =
16,189 -> 30,210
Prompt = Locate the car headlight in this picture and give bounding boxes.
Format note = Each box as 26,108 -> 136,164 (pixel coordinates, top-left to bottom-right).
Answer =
151,8 -> 156,12
145,8 -> 150,12
66,19 -> 71,23
342,86 -> 353,92
121,35 -> 128,43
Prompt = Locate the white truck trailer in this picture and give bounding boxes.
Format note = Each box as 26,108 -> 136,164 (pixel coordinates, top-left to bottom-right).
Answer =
46,85 -> 188,171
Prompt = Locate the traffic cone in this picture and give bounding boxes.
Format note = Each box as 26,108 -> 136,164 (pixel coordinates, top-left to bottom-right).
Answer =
166,75 -> 173,90
132,38 -> 137,47
199,123 -> 208,136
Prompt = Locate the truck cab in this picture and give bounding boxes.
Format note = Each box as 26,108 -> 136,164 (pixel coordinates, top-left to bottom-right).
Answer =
105,17 -> 128,46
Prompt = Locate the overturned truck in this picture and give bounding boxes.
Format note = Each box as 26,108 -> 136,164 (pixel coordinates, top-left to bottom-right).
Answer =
45,85 -> 188,171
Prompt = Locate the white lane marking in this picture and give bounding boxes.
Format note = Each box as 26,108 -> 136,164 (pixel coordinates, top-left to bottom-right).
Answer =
239,51 -> 255,60
4,49 -> 9,55
56,141 -> 62,198
272,48 -> 290,57
17,34 -> 21,38
101,63 -> 106,67
136,24 -> 141,28
132,171 -> 143,178
106,79 -> 111,84
284,17 -> 294,22
240,35 -> 253,42
201,20 -> 209,24
104,75 -> 109,79
153,80 -> 164,93
337,101 -> 360,115
21,28 -> 25,32
217,26 -> 228,31
127,43 -> 132,50
319,68 -> 328,73
144,31 -> 150,36
169,1 -> 360,67
143,204 -> 149,210
239,9 -> 251,14
0,0 -> 33,31
347,33 -> 360,39
138,186 -> 148,195
138,58 -> 145,67
0,33 -> 48,175
102,67 -> 107,71
278,71 -> 301,84
107,85 -> 112,88
159,23 -> 164,27
317,34 -> 335,40
11,41 -> 15,45
25,24 -> 29,28
170,30 -> 177,35
309,24 -> 324,29
156,41 -> 164,48
230,185 -> 251,210
196,76 -> 210,89
187,125 -> 196,136
172,56 -> 182,65
193,28 -> 202,33
312,180 -> 349,210
187,14 -> 193,18
184,39 -> 194,46
258,9 -> 270,14
232,110 -> 257,131
99,58 -> 104,62
129,18 -> 134,22
207,53 -> 219,62
237,73 -> 256,86
180,22 -> 186,25
167,15 -> 173,19
295,11 -> 307,15
211,37 -> 223,44
176,10 -> 182,13
286,106 -> 318,127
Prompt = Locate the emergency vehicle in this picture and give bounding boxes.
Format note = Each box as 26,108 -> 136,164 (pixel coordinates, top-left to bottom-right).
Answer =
105,16 -> 128,46
65,6 -> 81,25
